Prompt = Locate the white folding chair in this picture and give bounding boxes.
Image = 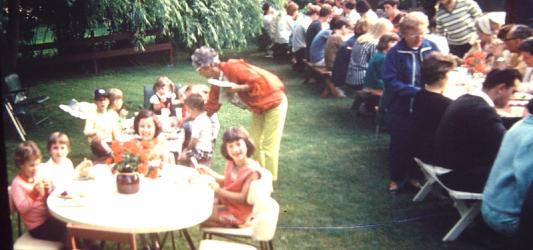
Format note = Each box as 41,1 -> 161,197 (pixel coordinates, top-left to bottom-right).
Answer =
412,157 -> 452,202
199,197 -> 280,250
200,168 -> 274,248
413,158 -> 482,241
8,186 -> 64,250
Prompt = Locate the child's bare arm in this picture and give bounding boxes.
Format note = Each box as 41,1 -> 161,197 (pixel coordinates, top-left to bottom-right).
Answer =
199,166 -> 225,182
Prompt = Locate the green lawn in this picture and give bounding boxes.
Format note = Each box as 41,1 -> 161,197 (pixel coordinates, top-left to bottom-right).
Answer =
4,51 -> 485,249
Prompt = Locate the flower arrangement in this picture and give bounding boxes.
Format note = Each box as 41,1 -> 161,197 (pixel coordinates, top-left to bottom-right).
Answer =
464,51 -> 489,74
108,140 -> 162,179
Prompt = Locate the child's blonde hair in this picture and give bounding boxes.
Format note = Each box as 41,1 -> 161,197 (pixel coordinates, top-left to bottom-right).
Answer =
184,84 -> 210,100
14,141 -> 42,168
184,93 -> 205,111
153,76 -> 176,93
47,132 -> 71,152
108,88 -> 123,103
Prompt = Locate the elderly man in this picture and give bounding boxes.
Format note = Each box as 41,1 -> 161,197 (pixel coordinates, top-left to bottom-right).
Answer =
434,68 -> 522,193
435,0 -> 482,58
518,37 -> 533,93
502,25 -> 533,76
381,11 -> 439,193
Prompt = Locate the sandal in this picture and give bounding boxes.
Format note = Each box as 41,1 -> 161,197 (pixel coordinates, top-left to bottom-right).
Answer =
388,181 -> 399,194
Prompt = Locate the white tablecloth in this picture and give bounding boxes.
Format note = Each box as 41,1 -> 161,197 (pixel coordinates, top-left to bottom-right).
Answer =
48,165 -> 213,234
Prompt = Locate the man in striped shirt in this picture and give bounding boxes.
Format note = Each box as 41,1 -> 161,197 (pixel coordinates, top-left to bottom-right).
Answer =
435,0 -> 482,58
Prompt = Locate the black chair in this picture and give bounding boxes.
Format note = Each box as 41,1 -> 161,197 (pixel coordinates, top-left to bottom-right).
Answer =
3,73 -> 50,126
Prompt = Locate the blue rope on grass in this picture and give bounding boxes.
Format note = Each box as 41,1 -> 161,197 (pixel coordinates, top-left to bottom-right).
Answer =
278,212 -> 454,231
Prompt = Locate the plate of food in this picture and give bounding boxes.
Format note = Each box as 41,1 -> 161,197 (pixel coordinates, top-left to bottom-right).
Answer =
207,79 -> 234,88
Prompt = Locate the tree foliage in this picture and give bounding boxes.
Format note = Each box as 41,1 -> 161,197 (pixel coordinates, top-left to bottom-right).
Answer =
0,0 -> 265,73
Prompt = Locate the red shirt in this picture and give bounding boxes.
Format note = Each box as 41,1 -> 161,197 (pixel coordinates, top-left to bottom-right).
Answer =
219,160 -> 259,223
206,59 -> 285,115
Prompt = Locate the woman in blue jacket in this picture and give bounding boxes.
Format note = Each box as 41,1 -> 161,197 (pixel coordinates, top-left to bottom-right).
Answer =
381,11 -> 439,193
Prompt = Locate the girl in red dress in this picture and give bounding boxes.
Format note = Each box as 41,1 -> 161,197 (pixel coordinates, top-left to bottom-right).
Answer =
199,127 -> 262,227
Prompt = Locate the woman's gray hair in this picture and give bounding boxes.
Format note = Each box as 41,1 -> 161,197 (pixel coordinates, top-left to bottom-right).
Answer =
191,46 -> 220,69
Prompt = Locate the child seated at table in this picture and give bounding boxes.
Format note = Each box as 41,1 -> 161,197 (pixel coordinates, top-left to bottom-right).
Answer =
86,137 -> 114,179
11,141 -> 66,242
132,110 -> 174,166
179,93 -> 213,166
199,127 -> 261,228
38,132 -> 74,191
83,88 -> 121,143
108,88 -> 128,118
150,76 -> 179,116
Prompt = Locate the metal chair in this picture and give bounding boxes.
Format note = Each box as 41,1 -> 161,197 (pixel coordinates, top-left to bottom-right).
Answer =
413,158 -> 483,241
67,223 -> 137,250
3,73 -> 50,126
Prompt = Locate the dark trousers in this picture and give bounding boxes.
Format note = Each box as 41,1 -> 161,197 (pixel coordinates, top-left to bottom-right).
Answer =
386,113 -> 420,183
29,217 -> 66,242
272,43 -> 290,61
292,48 -> 307,72
516,182 -> 533,248
438,167 -> 490,193
449,43 -> 472,58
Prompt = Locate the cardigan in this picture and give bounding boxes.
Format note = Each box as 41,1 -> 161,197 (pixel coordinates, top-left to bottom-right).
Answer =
435,94 -> 506,183
482,116 -> 533,235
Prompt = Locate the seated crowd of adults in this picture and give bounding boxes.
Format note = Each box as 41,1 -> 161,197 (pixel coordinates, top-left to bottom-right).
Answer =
261,0 -> 533,246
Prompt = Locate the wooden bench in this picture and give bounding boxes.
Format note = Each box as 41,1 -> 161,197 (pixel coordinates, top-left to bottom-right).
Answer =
302,60 -> 344,98
21,30 -> 173,73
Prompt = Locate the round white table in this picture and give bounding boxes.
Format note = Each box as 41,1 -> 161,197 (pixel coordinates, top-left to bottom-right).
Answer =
48,165 -> 214,248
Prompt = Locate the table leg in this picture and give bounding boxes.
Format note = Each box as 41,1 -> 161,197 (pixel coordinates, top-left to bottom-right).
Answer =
180,229 -> 196,250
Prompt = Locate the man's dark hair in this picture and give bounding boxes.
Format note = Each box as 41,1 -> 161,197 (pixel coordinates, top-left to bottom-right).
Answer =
319,4 -> 333,17
344,0 -> 356,9
356,0 -> 371,14
380,0 -> 400,7
331,17 -> 350,30
483,68 -> 522,90
497,24 -> 514,40
510,24 -> 533,40
519,37 -> 533,54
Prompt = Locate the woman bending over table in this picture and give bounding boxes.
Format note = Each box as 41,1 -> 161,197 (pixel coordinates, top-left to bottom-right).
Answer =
192,46 -> 287,181
199,127 -> 261,227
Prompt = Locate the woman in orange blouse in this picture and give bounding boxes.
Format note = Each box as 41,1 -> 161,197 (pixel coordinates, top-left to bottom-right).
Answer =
192,47 -> 287,181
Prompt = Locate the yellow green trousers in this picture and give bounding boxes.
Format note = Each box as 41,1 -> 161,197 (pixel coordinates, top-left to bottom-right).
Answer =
250,94 -> 287,181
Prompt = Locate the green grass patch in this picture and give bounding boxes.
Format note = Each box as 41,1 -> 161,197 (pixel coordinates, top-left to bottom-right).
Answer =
4,50 -> 484,249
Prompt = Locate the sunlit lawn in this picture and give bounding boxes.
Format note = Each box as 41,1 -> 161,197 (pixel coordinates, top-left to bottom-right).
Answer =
4,51 -> 484,249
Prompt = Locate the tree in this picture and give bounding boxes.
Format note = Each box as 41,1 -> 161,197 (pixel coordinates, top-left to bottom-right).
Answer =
0,0 -> 265,74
